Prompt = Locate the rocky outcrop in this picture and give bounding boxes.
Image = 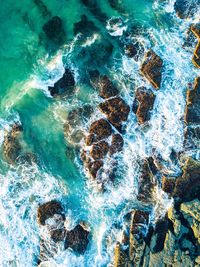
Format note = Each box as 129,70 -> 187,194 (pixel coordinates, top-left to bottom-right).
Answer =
185,77 -> 200,124
132,87 -> 155,124
64,223 -> 90,254
174,0 -> 200,19
109,134 -> 124,155
89,70 -> 119,99
3,123 -> 22,164
141,50 -> 163,89
99,97 -> 130,131
191,23 -> 200,68
42,16 -> 66,46
125,42 -> 144,61
184,126 -> 200,150
37,201 -> 90,264
48,68 -> 75,97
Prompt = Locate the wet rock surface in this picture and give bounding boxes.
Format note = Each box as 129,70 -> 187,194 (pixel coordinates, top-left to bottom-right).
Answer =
99,97 -> 130,131
132,87 -> 155,124
185,77 -> 200,124
125,41 -> 144,61
141,50 -> 163,89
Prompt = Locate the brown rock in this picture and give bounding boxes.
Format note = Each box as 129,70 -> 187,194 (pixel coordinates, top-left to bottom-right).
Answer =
90,140 -> 109,160
114,242 -> 128,267
132,87 -> 155,124
185,77 -> 200,124
86,119 -> 112,145
99,97 -> 130,131
162,176 -> 175,195
3,123 -> 23,164
173,158 -> 200,202
191,23 -> 200,39
192,41 -> 200,68
64,224 -> 90,254
125,42 -> 144,61
109,134 -> 124,155
141,50 -> 163,89
37,200 -> 65,226
87,160 -> 103,178
184,126 -> 200,150
89,70 -> 119,99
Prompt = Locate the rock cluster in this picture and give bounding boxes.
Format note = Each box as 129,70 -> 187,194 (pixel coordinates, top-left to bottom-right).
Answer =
81,72 -> 130,186
141,50 -> 163,89
37,200 -> 90,264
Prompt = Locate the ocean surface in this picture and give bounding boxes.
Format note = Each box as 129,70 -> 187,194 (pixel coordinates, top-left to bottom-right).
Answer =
0,0 -> 199,266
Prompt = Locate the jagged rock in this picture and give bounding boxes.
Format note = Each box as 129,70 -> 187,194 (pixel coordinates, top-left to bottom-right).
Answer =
3,123 -> 23,164
37,200 -> 65,226
86,119 -> 112,146
132,87 -> 155,124
183,26 -> 198,51
174,0 -> 200,19
192,41 -> 200,68
162,176 -> 175,195
141,50 -> 163,89
42,16 -> 66,46
191,23 -> 200,39
73,15 -> 97,36
114,242 -> 129,267
109,134 -> 124,155
99,97 -> 130,131
48,68 -> 75,97
137,159 -> 156,202
150,217 -> 168,253
89,70 -> 119,99
173,158 -> 200,202
86,160 -> 104,179
64,224 -> 90,254
90,140 -> 109,160
185,77 -> 200,124
125,42 -> 144,61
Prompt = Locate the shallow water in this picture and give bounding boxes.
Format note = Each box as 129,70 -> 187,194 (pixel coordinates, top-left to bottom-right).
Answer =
0,0 -> 200,266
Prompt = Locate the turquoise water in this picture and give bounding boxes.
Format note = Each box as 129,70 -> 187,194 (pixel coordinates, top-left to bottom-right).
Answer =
0,0 -> 199,266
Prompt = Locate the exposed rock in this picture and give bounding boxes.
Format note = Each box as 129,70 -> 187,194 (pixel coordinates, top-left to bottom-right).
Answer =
3,123 -> 23,164
48,68 -> 75,97
42,16 -> 66,46
86,159 -> 104,179
125,42 -> 144,61
183,26 -> 198,51
162,176 -> 175,195
173,157 -> 200,202
86,119 -> 112,145
99,97 -> 130,131
64,224 -> 90,254
132,87 -> 155,124
137,159 -> 156,203
37,200 -> 65,226
191,23 -> 200,39
109,134 -> 124,155
90,140 -> 109,160
150,217 -> 168,253
114,242 -> 129,267
192,41 -> 200,68
89,70 -> 119,99
185,77 -> 200,124
174,0 -> 200,19
73,15 -> 97,36
141,50 -> 163,89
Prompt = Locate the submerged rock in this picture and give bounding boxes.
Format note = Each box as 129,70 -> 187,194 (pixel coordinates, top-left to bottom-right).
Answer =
125,41 -> 144,61
89,70 -> 119,99
174,0 -> 200,19
73,15 -> 97,36
99,97 -> 130,131
48,68 -> 75,97
42,16 -> 66,46
64,224 -> 90,254
3,123 -> 22,164
141,50 -> 163,89
86,118 -> 112,145
132,87 -> 155,124
37,200 -> 65,226
109,134 -> 124,155
185,77 -> 200,124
